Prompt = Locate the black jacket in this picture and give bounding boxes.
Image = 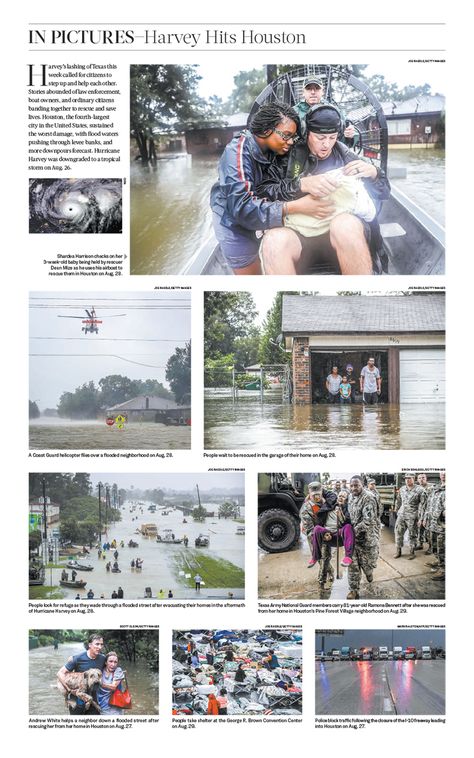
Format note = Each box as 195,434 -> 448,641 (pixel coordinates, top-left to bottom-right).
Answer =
256,141 -> 391,273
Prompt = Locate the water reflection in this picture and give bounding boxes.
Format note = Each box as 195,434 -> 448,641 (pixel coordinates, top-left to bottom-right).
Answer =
204,399 -> 445,450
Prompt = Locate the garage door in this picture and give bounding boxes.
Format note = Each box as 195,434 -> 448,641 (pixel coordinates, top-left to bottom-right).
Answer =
399,349 -> 445,403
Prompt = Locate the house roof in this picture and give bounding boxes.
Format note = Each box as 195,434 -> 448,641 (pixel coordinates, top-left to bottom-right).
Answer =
106,395 -> 182,412
381,94 -> 445,118
281,295 -> 445,334
223,112 -> 249,127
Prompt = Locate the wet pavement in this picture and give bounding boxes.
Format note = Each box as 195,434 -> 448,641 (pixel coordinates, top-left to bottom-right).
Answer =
34,500 -> 244,600
315,660 -> 445,715
29,418 -> 190,450
205,400 -> 445,450
259,525 -> 445,600
29,642 -> 159,715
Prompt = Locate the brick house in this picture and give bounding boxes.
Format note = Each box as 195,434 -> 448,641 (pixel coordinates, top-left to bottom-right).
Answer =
281,294 -> 445,405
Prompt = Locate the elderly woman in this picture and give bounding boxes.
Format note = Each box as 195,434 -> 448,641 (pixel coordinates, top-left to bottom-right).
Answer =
97,651 -> 126,714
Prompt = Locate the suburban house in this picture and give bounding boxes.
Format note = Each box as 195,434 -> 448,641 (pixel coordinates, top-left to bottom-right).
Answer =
105,395 -> 191,425
381,95 -> 445,147
281,294 -> 445,405
29,497 -> 60,528
184,113 -> 249,156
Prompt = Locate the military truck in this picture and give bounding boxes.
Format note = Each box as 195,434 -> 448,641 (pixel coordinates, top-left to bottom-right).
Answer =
258,473 -> 306,553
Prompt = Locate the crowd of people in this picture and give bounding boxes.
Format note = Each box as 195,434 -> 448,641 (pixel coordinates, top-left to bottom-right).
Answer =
172,630 -> 302,716
210,76 -> 390,275
300,473 -> 445,598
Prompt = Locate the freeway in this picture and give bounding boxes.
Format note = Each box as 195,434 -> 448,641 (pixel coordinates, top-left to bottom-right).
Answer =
315,660 -> 445,715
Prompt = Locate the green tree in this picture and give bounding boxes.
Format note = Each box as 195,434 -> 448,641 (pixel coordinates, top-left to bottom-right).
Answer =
57,381 -> 100,419
29,529 -> 42,554
130,64 -> 223,163
98,375 -> 137,408
218,501 -> 240,519
225,68 -> 267,112
204,292 -> 259,359
29,400 -> 40,419
258,292 -> 292,366
192,503 -> 207,522
166,342 -> 191,404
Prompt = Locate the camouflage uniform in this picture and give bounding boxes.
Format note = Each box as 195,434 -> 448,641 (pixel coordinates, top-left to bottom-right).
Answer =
347,489 -> 379,591
370,488 -> 383,521
299,499 -> 333,582
429,484 -> 445,570
422,486 -> 438,555
395,485 -> 426,550
417,484 -> 434,547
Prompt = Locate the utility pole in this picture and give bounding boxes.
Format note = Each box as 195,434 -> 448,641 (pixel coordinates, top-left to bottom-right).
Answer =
98,483 -> 102,543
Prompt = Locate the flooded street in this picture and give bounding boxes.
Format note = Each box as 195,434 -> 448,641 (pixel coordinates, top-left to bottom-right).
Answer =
130,156 -> 215,275
204,399 -> 445,450
315,660 -> 445,715
29,417 -> 190,450
35,500 -> 244,600
389,148 -> 445,223
130,149 -> 444,275
29,642 -> 159,715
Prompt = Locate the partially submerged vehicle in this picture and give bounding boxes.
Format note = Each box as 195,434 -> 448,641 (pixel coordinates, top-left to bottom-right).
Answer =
140,523 -> 158,537
157,529 -> 183,544
184,65 -> 444,276
195,533 -> 210,548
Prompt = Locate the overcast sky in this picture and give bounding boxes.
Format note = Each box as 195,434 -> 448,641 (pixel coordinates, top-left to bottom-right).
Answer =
29,292 -> 190,410
197,62 -> 446,101
89,472 -> 244,492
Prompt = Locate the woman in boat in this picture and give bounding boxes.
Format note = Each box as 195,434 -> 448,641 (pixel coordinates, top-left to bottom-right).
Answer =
97,651 -> 127,714
210,101 -> 331,275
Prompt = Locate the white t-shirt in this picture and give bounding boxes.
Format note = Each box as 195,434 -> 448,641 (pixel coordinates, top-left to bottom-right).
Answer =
326,374 -> 342,394
360,365 -> 380,393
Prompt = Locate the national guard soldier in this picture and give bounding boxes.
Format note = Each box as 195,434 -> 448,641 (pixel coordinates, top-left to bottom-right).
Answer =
367,478 -> 383,523
394,473 -> 426,560
428,472 -> 446,581
416,472 -> 434,550
346,475 -> 380,599
299,481 -> 334,585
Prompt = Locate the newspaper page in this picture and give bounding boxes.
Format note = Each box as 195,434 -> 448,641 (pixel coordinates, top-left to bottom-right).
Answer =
4,1 -> 465,752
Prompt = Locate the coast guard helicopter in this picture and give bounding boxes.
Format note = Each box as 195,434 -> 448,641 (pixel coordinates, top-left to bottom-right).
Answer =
57,307 -> 126,335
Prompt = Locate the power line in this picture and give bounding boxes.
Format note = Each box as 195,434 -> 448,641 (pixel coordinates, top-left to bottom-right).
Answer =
29,353 -> 171,369
31,337 -> 189,342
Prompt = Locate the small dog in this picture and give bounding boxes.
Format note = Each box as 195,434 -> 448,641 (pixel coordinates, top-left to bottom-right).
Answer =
57,667 -> 102,712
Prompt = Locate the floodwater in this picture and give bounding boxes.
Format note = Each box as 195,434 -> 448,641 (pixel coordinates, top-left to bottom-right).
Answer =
29,417 -> 190,450
130,156 -> 215,275
204,399 -> 445,450
29,642 -> 159,715
389,148 -> 445,224
130,149 -> 444,275
37,500 -> 244,600
315,660 -> 445,715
